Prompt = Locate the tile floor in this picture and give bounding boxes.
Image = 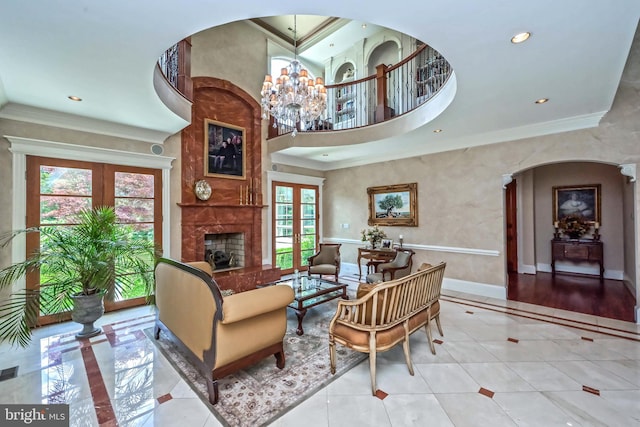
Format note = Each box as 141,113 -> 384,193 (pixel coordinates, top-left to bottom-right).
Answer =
0,282 -> 638,427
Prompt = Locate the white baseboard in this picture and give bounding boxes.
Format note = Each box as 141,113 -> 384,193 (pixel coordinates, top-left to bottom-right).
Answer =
537,263 -> 623,280
519,264 -> 537,274
442,278 -> 506,300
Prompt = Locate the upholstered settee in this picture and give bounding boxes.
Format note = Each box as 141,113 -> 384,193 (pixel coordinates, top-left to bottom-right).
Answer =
154,257 -> 294,404
329,262 -> 446,394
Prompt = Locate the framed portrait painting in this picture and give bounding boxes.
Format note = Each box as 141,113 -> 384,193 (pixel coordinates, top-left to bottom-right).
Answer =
367,183 -> 418,226
204,119 -> 246,179
553,184 -> 601,223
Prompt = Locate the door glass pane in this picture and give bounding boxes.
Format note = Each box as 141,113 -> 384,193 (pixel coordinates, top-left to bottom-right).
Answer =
40,196 -> 92,224
39,166 -> 93,315
299,187 -> 317,267
114,172 -> 155,301
40,166 -> 92,195
275,185 -> 294,269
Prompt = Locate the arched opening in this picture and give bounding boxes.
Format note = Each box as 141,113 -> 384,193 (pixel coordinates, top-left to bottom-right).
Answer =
505,161 -> 637,322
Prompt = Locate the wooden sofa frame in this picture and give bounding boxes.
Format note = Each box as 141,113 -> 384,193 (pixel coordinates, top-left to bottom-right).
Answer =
328,262 -> 446,394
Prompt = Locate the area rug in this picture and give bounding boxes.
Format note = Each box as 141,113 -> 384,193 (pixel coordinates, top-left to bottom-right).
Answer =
146,299 -> 366,427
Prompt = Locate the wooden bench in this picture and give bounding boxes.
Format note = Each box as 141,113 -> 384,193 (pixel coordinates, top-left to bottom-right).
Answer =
328,262 -> 446,394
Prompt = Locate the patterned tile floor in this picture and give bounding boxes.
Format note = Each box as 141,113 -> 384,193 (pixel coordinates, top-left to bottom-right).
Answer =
0,277 -> 638,426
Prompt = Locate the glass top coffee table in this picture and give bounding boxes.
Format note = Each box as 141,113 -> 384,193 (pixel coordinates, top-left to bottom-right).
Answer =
263,276 -> 348,336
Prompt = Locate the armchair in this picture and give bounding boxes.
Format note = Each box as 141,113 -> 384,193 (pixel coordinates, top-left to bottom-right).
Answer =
307,243 -> 341,282
366,248 -> 414,283
154,257 -> 294,404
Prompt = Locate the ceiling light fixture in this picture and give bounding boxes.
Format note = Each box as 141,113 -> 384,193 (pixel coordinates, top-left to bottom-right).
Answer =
68,95 -> 82,101
433,129 -> 443,133
260,15 -> 327,137
535,98 -> 549,104
511,32 -> 531,44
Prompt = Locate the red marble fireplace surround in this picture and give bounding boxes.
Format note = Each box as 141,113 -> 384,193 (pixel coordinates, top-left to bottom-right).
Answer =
179,77 -> 280,292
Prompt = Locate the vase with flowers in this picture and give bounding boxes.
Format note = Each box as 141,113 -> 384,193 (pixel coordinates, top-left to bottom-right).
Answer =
361,225 -> 387,249
558,214 -> 590,239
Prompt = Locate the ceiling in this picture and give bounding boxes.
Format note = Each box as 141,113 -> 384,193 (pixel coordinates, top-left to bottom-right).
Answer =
0,1 -> 639,170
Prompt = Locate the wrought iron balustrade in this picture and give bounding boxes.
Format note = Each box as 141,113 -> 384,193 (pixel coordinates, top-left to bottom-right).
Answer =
268,43 -> 451,138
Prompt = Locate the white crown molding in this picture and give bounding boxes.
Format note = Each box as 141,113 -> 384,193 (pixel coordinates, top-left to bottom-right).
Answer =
5,135 -> 175,169
0,102 -> 176,144
273,110 -> 606,171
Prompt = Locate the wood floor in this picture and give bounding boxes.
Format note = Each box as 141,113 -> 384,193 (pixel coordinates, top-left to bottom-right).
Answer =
508,271 -> 636,322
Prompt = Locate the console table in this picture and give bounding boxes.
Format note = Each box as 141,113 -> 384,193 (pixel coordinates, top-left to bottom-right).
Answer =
357,247 -> 396,280
551,239 -> 604,281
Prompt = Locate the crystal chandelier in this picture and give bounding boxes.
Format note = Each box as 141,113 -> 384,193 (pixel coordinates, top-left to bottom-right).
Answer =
260,16 -> 327,136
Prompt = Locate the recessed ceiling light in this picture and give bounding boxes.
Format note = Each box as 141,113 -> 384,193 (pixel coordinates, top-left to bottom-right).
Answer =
433,129 -> 443,133
322,153 -> 329,156
329,43 -> 334,48
511,32 -> 531,44
362,24 -> 367,29
535,98 -> 549,104
68,95 -> 82,101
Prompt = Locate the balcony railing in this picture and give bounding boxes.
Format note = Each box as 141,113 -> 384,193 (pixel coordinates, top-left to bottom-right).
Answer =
267,44 -> 451,138
157,39 -> 450,138
157,39 -> 192,101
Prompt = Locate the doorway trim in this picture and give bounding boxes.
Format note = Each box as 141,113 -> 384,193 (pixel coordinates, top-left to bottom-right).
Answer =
266,171 -> 325,265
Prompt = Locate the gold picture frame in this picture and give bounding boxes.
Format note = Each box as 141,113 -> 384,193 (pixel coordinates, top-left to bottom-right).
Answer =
367,183 -> 418,227
204,119 -> 246,180
553,184 -> 601,223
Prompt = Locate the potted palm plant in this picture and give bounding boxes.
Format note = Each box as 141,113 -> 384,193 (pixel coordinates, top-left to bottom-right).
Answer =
0,206 -> 158,346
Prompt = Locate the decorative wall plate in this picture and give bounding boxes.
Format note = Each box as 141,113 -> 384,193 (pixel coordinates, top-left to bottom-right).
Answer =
194,179 -> 212,201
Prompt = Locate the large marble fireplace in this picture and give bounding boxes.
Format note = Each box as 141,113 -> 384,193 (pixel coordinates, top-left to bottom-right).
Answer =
178,76 -> 280,292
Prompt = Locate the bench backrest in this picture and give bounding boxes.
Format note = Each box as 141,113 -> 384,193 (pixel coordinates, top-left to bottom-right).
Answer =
339,262 -> 446,328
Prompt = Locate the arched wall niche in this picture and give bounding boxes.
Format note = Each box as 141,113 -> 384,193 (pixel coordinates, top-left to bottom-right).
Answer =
366,39 -> 400,75
334,62 -> 356,83
507,160 -> 636,304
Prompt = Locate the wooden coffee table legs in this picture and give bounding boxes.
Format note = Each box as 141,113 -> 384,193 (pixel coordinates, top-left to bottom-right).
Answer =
294,308 -> 307,336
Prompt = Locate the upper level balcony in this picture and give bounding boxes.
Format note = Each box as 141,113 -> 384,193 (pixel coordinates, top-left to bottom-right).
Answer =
158,37 -> 456,169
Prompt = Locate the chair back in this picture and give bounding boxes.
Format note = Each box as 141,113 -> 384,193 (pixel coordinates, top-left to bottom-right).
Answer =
311,243 -> 341,265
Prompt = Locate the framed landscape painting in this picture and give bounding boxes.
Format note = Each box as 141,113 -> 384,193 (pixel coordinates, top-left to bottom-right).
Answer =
204,119 -> 246,179
367,183 -> 418,226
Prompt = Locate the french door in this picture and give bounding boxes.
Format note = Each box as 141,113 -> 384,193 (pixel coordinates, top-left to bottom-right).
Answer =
26,156 -> 162,324
272,182 -> 319,275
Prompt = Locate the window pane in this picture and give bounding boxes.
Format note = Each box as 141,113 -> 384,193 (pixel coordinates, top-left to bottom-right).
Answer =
276,186 -> 293,202
115,172 -> 154,198
115,199 -> 154,223
40,166 -> 92,195
301,204 -> 316,218
301,188 -> 316,203
40,196 -> 92,224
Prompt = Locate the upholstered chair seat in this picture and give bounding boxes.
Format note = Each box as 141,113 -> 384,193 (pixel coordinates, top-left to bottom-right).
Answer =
308,243 -> 341,282
365,248 -> 414,283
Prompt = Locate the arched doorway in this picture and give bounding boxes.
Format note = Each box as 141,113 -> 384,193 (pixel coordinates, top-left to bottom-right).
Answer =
505,161 -> 637,322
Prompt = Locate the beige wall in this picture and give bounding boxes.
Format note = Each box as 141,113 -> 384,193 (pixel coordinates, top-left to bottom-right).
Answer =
323,38 -> 640,298
1,21 -> 638,312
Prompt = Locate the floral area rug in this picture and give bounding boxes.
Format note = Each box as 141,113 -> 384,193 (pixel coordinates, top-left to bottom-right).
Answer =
146,298 -> 366,427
